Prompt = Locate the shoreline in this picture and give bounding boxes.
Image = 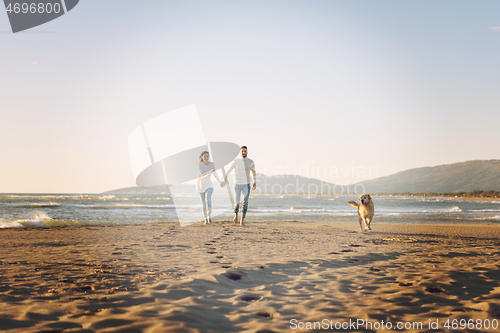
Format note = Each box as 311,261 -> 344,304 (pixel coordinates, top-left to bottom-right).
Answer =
1,221 -> 499,332
375,194 -> 500,202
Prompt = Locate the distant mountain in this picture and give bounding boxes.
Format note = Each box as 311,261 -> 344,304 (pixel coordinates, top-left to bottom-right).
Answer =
103,185 -> 183,195
357,160 -> 500,193
104,160 -> 500,195
103,174 -> 336,195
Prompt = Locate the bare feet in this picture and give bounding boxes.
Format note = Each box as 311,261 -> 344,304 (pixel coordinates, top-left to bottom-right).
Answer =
233,213 -> 238,224
239,217 -> 245,226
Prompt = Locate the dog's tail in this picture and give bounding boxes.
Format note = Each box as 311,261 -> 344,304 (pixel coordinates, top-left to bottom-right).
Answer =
348,201 -> 359,208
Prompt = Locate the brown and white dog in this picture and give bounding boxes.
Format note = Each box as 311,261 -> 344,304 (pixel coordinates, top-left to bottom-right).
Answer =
348,194 -> 374,232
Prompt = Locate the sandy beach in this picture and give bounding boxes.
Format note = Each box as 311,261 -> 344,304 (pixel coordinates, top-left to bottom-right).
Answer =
1,221 -> 499,332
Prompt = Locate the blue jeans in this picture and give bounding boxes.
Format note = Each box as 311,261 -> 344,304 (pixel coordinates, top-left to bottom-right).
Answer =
200,187 -> 213,218
234,184 -> 250,218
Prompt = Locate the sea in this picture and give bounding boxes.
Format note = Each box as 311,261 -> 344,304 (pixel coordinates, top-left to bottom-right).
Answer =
1,194 -> 500,228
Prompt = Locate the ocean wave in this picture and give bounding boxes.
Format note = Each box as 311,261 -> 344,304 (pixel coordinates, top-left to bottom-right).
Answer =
252,209 -> 284,213
0,210 -> 55,228
379,213 -> 401,216
97,195 -> 116,200
67,203 -> 177,209
3,194 -> 85,200
31,202 -> 61,207
473,215 -> 500,221
252,208 -> 355,215
113,204 -> 175,208
2,202 -> 62,208
1,194 -> 123,201
375,207 -> 464,214
0,220 -> 24,228
416,197 -> 455,202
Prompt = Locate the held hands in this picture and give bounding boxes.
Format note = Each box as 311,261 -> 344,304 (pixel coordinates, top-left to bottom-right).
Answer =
220,182 -> 226,188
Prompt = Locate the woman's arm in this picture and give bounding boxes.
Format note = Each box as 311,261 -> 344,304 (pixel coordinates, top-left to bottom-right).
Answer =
211,163 -> 222,184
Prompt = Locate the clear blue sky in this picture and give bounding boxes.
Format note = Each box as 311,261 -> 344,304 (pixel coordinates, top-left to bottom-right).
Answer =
1,0 -> 499,193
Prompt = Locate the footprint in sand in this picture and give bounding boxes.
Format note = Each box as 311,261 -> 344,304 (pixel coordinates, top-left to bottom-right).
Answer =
399,282 -> 413,286
204,239 -> 218,254
223,229 -> 234,236
241,295 -> 260,302
223,271 -> 244,280
425,285 -> 444,293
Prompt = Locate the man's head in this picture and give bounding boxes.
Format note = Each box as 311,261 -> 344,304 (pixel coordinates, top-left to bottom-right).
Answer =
240,146 -> 248,158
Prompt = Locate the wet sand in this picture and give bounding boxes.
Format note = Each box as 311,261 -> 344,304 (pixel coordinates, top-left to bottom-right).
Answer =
1,221 -> 499,332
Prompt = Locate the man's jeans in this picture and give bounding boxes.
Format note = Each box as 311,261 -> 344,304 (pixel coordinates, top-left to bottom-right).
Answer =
234,184 -> 250,218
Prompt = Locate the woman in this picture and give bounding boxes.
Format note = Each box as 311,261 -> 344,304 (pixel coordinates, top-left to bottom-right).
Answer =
197,151 -> 224,224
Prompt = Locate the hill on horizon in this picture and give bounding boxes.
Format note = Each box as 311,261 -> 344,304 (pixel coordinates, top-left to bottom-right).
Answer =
357,159 -> 500,193
103,160 -> 500,195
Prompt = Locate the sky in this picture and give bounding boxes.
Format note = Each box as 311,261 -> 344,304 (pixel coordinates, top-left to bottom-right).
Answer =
1,0 -> 499,193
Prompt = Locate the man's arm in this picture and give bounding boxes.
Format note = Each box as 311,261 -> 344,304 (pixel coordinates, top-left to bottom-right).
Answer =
224,161 -> 235,183
250,161 -> 256,190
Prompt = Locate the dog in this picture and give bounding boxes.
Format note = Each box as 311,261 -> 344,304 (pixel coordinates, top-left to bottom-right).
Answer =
348,194 -> 374,232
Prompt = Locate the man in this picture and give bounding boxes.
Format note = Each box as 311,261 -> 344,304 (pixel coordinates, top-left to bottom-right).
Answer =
224,146 -> 256,226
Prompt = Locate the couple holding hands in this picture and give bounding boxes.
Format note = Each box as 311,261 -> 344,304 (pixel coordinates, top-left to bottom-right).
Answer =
197,146 -> 256,226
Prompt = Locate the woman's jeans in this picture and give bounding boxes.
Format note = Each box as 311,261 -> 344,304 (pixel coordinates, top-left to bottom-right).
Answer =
200,187 -> 213,218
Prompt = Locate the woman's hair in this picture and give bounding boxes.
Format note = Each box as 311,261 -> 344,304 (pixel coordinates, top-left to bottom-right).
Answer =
199,151 -> 209,163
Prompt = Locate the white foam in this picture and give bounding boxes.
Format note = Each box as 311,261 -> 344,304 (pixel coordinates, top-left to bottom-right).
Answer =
380,213 -> 401,216
0,219 -> 24,228
98,195 -> 116,200
474,215 -> 500,221
9,210 -> 54,227
31,202 -> 61,207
